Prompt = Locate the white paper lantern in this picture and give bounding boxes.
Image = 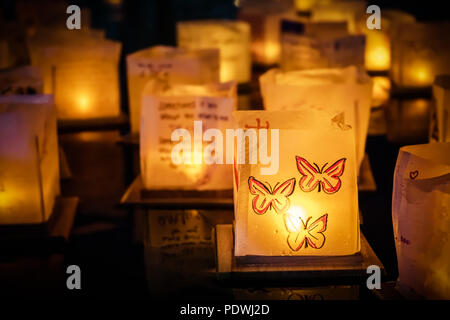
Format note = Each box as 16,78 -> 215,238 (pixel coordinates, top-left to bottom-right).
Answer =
140,81 -> 237,190
126,46 -> 220,133
393,142 -> 450,299
260,66 -> 372,171
280,19 -> 365,71
177,20 -> 251,83
0,95 -> 60,225
233,109 -> 360,257
28,30 -> 121,120
391,22 -> 450,88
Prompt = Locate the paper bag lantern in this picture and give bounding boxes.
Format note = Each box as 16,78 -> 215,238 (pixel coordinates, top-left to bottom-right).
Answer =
391,22 -> 450,88
140,81 -> 236,190
126,46 -> 220,133
177,20 -> 251,83
260,66 -> 372,171
0,95 -> 60,225
233,110 -> 360,257
392,142 -> 450,299
280,19 -> 365,71
28,31 -> 121,119
0,66 -> 43,95
238,0 -> 296,65
310,0 -> 366,34
363,10 -> 415,72
430,75 -> 450,143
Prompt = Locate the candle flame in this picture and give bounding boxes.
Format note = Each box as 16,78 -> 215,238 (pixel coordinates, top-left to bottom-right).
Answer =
285,205 -> 307,233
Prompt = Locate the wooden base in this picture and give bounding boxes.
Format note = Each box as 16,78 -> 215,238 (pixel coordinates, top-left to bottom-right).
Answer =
0,196 -> 79,254
214,224 -> 385,284
120,175 -> 234,210
58,113 -> 129,133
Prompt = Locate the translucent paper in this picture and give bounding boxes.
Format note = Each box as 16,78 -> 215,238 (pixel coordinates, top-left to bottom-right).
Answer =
280,20 -> 365,71
260,66 -> 372,171
140,81 -> 237,190
0,95 -> 60,224
233,110 -> 360,257
392,143 -> 450,299
28,30 -> 121,119
126,46 -> 220,133
391,22 -> 450,88
177,20 -> 251,83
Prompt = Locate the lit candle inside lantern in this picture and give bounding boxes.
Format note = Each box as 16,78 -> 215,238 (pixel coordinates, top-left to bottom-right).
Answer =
365,32 -> 390,71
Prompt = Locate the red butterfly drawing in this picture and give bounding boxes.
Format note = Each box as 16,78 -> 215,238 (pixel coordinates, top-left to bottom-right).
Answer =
296,156 -> 346,194
248,176 -> 296,215
285,214 -> 328,251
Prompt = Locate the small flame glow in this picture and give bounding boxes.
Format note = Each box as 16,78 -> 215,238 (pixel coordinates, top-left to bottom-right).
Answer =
285,205 -> 307,233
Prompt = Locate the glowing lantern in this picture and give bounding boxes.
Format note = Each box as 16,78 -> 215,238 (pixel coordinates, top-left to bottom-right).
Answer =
371,76 -> 391,107
363,10 -> 415,72
294,0 -> 332,13
28,30 -> 121,120
238,0 -> 296,65
260,66 -> 372,171
430,75 -> 450,142
310,0 -> 366,34
391,22 -> 450,88
126,46 -> 220,133
140,81 -> 236,190
233,110 -> 360,257
280,19 -> 365,71
177,20 -> 251,83
393,142 -> 450,299
0,95 -> 60,225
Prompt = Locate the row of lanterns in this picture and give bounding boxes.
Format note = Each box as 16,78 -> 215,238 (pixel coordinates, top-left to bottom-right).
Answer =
0,0 -> 449,299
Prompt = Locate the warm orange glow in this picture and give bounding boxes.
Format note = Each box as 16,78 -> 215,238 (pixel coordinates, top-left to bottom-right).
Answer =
285,205 -> 307,233
366,46 -> 390,71
264,42 -> 280,65
77,94 -> 90,114
410,65 -> 433,85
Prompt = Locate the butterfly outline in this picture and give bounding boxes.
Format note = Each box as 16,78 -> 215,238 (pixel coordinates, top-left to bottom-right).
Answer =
285,214 -> 328,251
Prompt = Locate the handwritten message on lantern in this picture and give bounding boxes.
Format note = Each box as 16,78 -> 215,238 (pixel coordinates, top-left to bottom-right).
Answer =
140,81 -> 236,190
126,46 -> 220,133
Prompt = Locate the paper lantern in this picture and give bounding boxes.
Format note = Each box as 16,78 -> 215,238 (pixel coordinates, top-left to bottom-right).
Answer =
260,66 -> 372,171
177,20 -> 251,83
233,110 -> 360,257
430,75 -> 450,142
310,0 -> 366,34
392,142 -> 450,299
28,30 -> 121,120
371,76 -> 390,107
140,81 -> 236,190
391,22 -> 450,88
294,0 -> 332,12
238,0 -> 296,65
126,46 -> 220,133
0,95 -> 60,225
363,10 -> 415,72
280,19 -> 365,71
0,66 -> 43,95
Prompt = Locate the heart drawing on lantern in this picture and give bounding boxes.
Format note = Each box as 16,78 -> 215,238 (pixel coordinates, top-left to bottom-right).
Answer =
409,170 -> 419,180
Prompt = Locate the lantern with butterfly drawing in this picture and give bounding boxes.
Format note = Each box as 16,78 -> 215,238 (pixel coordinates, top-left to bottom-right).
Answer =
233,110 -> 360,257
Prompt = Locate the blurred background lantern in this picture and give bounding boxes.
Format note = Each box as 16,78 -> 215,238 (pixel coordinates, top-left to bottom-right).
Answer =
392,142 -> 450,299
362,10 -> 415,72
260,66 -> 372,171
280,19 -> 365,71
27,29 -> 121,120
233,110 -> 360,257
126,46 -> 220,134
430,75 -> 450,142
390,22 -> 450,89
140,81 -> 236,191
238,0 -> 296,66
0,95 -> 60,225
0,39 -> 10,69
177,20 -> 251,83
